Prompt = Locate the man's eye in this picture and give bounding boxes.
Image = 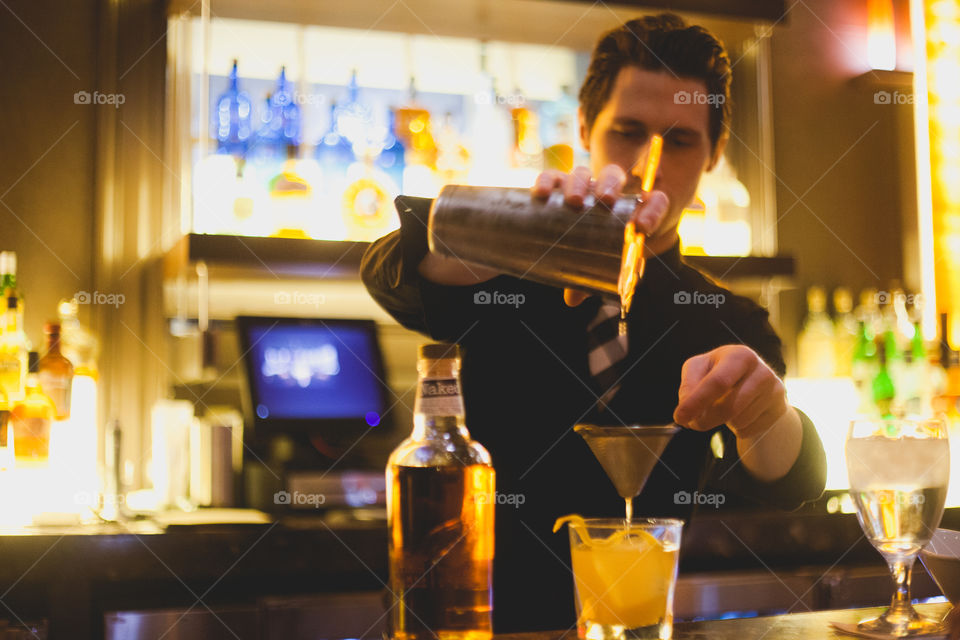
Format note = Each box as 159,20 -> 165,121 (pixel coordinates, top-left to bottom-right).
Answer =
613,129 -> 645,140
667,136 -> 694,148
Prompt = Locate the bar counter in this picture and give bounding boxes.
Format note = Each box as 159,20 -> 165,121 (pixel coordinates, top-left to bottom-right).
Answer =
3,506 -> 957,638
496,602 -> 953,640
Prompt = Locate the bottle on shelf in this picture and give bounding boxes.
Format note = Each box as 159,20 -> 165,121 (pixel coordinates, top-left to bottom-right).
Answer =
387,343 -> 494,640
10,351 -> 56,464
833,287 -> 858,377
0,251 -> 17,293
901,320 -> 929,416
0,291 -> 30,403
394,77 -> 438,197
797,286 -> 836,377
872,339 -> 896,418
213,59 -> 254,157
37,322 -> 73,420
936,312 -> 960,422
540,85 -> 578,173
256,67 -> 302,157
375,108 -> 406,195
57,298 -> 98,377
509,89 -> 543,170
435,112 -> 471,184
0,251 -> 25,324
852,319 -> 878,411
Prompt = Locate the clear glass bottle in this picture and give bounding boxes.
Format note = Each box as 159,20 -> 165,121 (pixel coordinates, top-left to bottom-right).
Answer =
10,351 -> 56,464
38,322 -> 73,420
833,287 -> 858,377
387,343 -> 494,640
797,286 -> 836,377
57,298 -> 98,377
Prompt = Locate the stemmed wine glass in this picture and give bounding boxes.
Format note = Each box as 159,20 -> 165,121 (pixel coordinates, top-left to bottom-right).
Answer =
845,417 -> 950,636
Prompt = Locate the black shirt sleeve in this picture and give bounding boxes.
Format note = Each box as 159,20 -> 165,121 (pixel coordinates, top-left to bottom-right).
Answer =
700,297 -> 827,510
360,195 -> 499,342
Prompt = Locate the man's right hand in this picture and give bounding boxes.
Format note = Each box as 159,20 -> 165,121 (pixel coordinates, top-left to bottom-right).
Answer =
532,165 -> 670,306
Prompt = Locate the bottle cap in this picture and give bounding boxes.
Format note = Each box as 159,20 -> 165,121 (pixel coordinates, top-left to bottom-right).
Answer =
28,351 -> 39,373
44,322 -> 61,335
6,295 -> 16,310
419,343 -> 460,360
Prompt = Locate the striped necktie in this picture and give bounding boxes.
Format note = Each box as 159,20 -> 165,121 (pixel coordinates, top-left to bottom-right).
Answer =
587,301 -> 628,409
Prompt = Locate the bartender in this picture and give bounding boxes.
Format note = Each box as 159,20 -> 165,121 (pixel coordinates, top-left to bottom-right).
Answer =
362,13 -> 826,632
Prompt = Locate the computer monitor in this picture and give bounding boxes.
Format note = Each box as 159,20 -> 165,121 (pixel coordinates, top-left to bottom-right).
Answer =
236,316 -> 390,447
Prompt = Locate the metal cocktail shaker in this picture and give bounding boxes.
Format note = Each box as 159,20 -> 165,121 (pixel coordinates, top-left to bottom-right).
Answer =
427,185 -> 643,298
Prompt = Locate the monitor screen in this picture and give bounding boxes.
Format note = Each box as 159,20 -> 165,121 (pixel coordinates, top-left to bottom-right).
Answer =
236,317 -> 388,431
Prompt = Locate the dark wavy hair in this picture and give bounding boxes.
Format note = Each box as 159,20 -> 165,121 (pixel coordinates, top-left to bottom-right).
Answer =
579,13 -> 732,151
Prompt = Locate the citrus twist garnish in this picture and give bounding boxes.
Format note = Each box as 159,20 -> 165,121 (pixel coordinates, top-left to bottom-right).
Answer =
553,514 -> 662,549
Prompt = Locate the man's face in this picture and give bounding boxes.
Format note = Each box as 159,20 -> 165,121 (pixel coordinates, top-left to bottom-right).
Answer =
580,66 -> 723,252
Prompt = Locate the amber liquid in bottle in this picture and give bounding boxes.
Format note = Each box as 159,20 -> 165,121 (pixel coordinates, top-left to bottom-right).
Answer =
38,322 -> 73,420
11,351 -> 56,463
387,344 -> 494,640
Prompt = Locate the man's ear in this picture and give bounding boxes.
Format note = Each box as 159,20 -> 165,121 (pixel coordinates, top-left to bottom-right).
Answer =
706,131 -> 728,171
578,107 -> 590,152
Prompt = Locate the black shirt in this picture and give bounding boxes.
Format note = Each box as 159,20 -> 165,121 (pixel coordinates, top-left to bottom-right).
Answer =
361,196 -> 827,632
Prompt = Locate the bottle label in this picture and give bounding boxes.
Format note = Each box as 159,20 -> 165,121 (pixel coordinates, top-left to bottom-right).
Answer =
417,377 -> 465,415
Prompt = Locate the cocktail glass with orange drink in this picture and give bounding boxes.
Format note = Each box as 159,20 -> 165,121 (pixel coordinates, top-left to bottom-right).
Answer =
556,516 -> 683,640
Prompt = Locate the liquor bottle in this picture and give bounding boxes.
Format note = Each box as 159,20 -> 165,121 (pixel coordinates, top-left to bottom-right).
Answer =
797,286 -> 836,377
0,252 -> 25,324
872,339 -> 896,417
833,287 -> 858,377
0,251 -> 16,292
435,112 -> 470,184
540,85 -> 577,173
213,59 -> 254,157
258,67 -> 302,153
57,298 -> 98,377
852,320 -> 878,411
387,343 -> 494,640
10,351 -> 56,463
901,321 -> 929,416
0,291 -> 29,402
37,322 -> 73,420
510,93 -> 543,169
375,108 -> 406,194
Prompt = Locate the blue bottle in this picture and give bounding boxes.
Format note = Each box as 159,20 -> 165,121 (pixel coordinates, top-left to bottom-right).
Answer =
213,59 -> 253,156
316,101 -> 356,174
254,67 -> 301,161
375,109 -> 405,193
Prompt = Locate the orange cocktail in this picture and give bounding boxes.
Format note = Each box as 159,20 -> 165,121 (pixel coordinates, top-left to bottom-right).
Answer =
558,517 -> 682,640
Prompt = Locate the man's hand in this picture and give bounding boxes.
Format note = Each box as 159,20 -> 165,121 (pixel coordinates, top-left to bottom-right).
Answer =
531,165 -> 670,306
673,344 -> 803,482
